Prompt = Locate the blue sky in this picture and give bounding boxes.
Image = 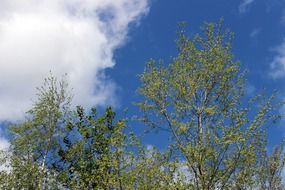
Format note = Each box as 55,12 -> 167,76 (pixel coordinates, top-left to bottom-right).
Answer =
0,0 -> 285,150
109,0 -> 285,148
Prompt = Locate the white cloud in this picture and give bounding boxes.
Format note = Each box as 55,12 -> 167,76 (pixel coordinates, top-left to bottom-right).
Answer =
0,137 -> 10,172
270,39 -> 285,79
173,162 -> 193,184
0,137 -> 9,151
249,28 -> 261,38
239,0 -> 255,14
0,0 -> 149,121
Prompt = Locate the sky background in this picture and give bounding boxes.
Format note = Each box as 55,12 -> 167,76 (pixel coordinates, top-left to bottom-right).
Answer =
110,0 -> 285,148
0,0 -> 285,150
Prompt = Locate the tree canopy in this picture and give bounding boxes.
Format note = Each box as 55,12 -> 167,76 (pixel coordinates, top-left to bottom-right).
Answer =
0,21 -> 284,190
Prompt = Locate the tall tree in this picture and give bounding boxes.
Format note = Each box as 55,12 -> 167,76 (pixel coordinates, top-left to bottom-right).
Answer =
8,74 -> 71,189
256,142 -> 285,190
57,106 -> 181,190
0,21 -> 284,190
137,21 -> 284,189
57,106 -> 129,189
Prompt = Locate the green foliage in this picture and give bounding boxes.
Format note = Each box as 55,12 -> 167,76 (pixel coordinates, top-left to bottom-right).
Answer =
0,21 -> 284,190
256,142 -> 285,190
5,74 -> 71,189
137,21 -> 285,189
57,106 -> 128,189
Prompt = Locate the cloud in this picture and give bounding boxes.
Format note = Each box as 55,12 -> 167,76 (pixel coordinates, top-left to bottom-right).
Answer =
0,137 -> 9,151
249,28 -> 261,38
239,0 -> 255,14
0,0 -> 149,121
270,39 -> 285,79
0,136 -> 10,172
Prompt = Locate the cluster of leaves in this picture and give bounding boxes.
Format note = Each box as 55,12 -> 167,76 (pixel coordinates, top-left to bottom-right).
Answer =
137,21 -> 285,189
0,21 -> 285,189
0,75 -> 176,189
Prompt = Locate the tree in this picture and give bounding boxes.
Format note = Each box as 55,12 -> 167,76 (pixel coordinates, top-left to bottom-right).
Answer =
8,74 -> 71,189
127,145 -> 191,190
0,21 -> 284,190
256,142 -> 285,190
137,21 -> 284,189
57,106 -> 130,189
57,106 -> 176,190
1,74 -> 179,189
